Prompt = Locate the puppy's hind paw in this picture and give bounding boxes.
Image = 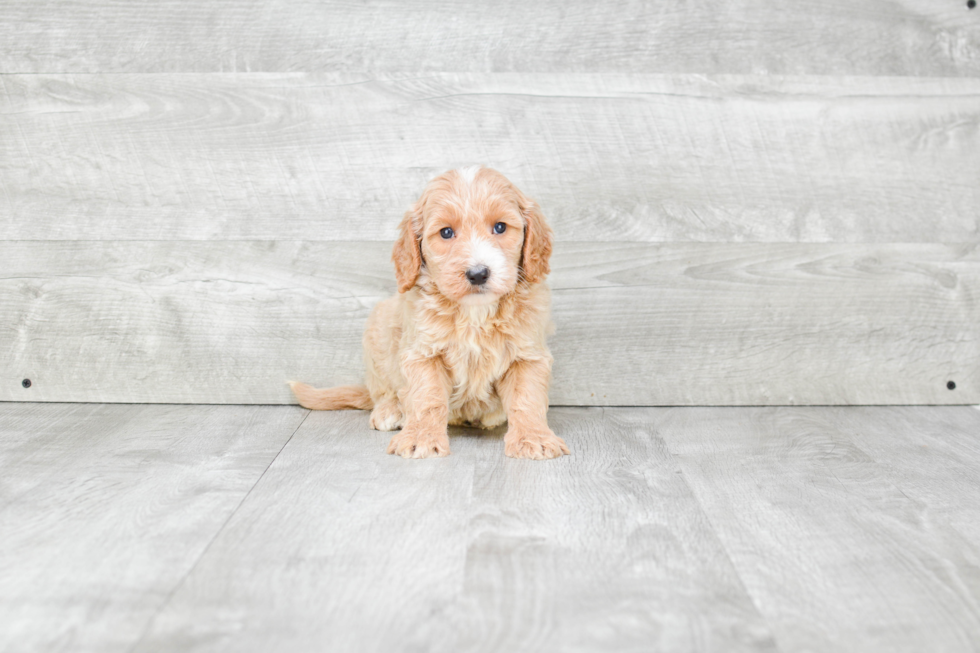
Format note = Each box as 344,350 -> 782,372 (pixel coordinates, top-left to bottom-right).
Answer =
387,427 -> 450,459
369,403 -> 403,431
504,428 -> 570,460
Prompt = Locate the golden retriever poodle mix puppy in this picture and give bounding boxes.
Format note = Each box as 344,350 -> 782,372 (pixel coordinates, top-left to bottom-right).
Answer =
290,166 -> 569,460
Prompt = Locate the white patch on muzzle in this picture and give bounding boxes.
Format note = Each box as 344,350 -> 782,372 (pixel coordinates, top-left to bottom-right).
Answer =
467,239 -> 513,295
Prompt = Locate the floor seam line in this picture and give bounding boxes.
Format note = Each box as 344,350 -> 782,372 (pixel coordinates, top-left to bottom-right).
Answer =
666,443 -> 789,653
125,408 -> 311,653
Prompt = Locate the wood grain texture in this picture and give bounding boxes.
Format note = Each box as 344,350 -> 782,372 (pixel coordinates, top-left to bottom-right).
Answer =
829,406 -> 980,546
1,0 -> 978,76
132,408 -> 777,653
1,241 -> 976,405
656,406 -> 980,653
0,402 -> 308,653
4,404 -> 980,651
2,73 -> 979,242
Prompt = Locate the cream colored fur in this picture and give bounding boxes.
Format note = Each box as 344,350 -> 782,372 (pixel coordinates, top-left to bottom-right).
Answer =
290,166 -> 568,460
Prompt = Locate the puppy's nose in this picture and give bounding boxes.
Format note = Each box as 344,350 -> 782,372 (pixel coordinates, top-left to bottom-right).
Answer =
466,266 -> 490,286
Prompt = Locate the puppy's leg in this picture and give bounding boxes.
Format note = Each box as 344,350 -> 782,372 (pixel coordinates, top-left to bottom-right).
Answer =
497,358 -> 569,460
362,297 -> 406,432
369,395 -> 403,431
386,356 -> 451,458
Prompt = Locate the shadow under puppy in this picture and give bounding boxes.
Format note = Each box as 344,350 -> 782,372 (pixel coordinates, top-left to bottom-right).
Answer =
290,166 -> 569,460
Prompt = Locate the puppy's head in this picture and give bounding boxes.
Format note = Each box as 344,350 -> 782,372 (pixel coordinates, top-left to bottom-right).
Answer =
392,166 -> 553,304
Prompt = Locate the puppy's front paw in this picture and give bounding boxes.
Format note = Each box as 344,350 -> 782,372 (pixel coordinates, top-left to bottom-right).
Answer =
504,427 -> 570,460
387,427 -> 450,459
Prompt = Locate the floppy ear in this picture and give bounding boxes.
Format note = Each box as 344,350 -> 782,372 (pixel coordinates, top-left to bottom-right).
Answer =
516,191 -> 554,284
392,205 -> 422,292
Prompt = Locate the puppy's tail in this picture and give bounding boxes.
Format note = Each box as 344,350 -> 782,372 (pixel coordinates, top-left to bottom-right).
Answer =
288,381 -> 374,411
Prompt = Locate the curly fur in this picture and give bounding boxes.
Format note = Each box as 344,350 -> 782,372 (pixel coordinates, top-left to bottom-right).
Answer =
290,166 -> 568,460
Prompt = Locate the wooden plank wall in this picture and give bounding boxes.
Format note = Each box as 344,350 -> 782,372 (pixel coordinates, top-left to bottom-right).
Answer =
1,1 -> 978,405
2,1 -> 978,76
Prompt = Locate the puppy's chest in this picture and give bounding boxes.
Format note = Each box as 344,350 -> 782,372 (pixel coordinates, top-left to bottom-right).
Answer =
442,325 -> 515,395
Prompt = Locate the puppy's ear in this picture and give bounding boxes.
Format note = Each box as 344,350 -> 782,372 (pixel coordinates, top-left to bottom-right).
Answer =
516,191 -> 554,284
392,205 -> 422,293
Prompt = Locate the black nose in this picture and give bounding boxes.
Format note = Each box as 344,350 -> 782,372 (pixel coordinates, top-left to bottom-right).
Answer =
466,266 -> 490,286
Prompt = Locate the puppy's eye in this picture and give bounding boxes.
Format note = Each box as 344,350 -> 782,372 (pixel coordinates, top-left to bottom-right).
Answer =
440,227 -> 454,239
493,222 -> 507,234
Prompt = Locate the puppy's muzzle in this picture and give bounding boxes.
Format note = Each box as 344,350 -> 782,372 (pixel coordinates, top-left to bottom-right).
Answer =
466,266 -> 490,286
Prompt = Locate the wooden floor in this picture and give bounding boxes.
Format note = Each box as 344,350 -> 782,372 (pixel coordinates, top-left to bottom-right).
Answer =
2,403 -> 979,652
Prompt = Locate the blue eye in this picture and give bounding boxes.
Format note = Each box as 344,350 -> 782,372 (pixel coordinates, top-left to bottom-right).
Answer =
440,227 -> 454,239
493,222 -> 507,234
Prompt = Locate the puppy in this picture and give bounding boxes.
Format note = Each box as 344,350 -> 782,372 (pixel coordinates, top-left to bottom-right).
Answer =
290,166 -> 569,460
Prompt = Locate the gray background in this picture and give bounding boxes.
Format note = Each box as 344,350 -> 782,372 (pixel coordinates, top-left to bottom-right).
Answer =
4,4 -> 980,652
2,0 -> 978,404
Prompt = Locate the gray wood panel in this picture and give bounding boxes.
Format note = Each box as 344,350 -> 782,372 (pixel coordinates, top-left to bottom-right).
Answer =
2,74 -> 979,242
4,404 -> 980,651
2,241 -> 976,405
0,402 -> 308,653
1,1 -> 978,76
830,406 -> 980,546
657,406 -> 980,653
132,408 -> 777,653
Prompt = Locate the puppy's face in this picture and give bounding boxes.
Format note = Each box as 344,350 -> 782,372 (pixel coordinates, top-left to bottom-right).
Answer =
393,167 -> 552,304
420,168 -> 524,305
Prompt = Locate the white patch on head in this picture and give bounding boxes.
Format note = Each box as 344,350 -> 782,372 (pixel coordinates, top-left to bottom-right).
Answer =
458,165 -> 481,185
